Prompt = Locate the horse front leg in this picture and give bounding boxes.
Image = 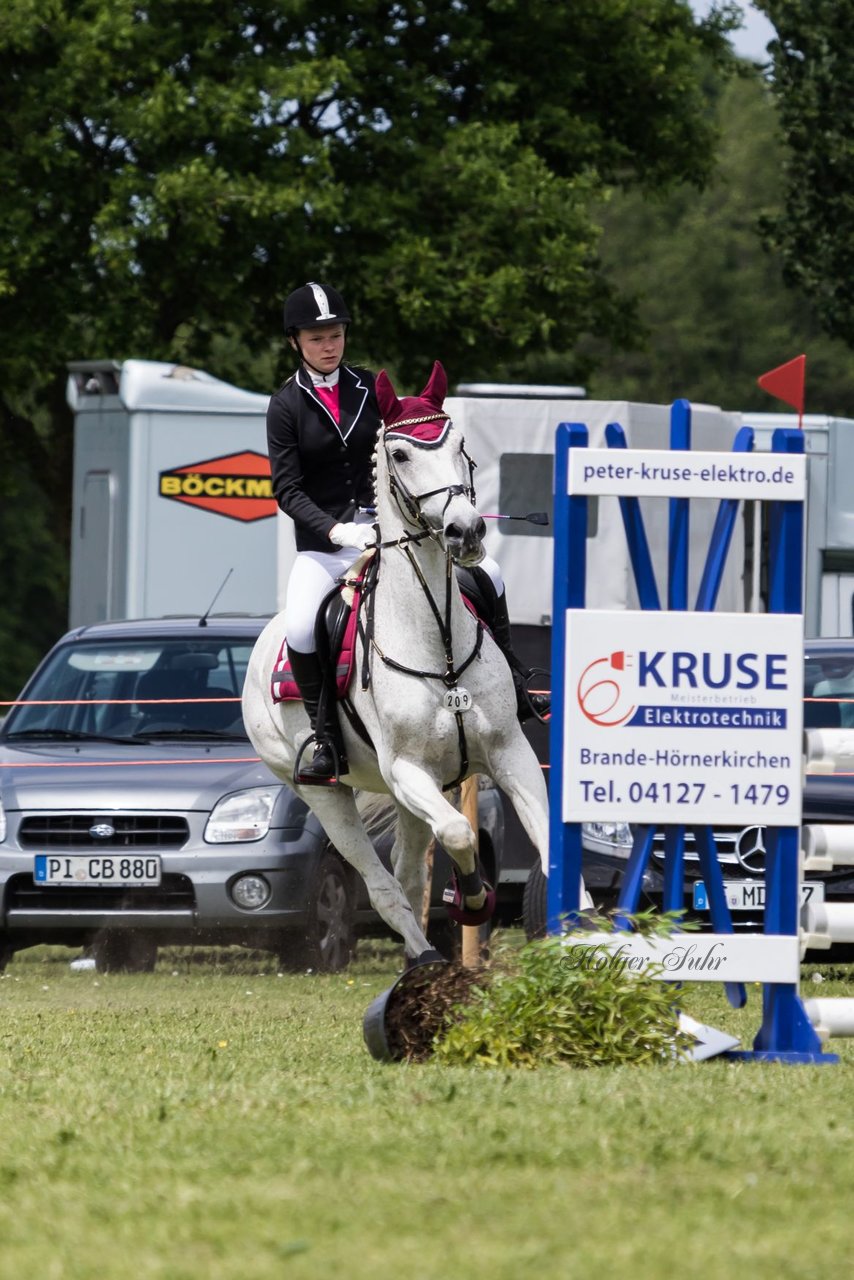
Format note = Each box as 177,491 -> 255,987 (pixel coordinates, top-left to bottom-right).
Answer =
488,734 -> 594,909
387,759 -> 493,922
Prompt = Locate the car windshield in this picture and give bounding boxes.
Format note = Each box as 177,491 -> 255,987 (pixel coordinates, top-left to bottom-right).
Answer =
2,636 -> 253,741
804,652 -> 854,729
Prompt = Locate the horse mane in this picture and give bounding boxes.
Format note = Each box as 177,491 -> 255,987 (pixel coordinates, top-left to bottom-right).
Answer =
370,440 -> 380,511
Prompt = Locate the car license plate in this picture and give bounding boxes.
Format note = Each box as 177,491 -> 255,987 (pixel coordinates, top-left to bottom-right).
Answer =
692,879 -> 824,911
34,855 -> 161,887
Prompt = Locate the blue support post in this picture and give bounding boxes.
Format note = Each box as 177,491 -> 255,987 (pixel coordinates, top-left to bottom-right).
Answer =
741,428 -> 833,1061
662,403 -> 691,918
547,423 -> 588,932
693,827 -> 747,1009
613,826 -> 655,927
695,426 -> 755,613
668,399 -> 691,612
661,827 -> 686,914
605,423 -> 661,611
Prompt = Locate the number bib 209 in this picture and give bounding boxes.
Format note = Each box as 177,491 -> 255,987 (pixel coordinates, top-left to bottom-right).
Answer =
443,687 -> 473,713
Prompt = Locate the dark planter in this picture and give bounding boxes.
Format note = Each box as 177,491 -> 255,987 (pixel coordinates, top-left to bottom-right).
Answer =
362,953 -> 449,1061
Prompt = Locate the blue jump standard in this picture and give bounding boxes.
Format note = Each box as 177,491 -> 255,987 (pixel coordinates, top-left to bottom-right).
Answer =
548,404 -> 835,1064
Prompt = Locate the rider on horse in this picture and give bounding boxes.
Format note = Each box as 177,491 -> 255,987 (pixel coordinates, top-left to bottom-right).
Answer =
266,280 -> 549,784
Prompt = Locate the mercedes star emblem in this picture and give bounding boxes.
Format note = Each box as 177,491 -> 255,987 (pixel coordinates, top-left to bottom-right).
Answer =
735,825 -> 766,874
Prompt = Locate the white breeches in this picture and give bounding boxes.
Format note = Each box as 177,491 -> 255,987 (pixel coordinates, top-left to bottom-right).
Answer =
285,540 -> 504,655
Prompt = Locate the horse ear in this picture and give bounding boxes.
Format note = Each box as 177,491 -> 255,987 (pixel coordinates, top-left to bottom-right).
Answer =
421,360 -> 447,408
375,370 -> 402,424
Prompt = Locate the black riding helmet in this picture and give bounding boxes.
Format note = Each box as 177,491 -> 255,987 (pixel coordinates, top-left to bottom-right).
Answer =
283,282 -> 351,336
283,282 -> 352,377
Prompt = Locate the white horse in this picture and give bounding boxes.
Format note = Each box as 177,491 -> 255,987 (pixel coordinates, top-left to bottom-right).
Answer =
243,361 -> 588,961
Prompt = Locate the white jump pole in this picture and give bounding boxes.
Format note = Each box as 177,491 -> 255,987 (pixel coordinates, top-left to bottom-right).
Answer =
801,901 -> 854,950
804,999 -> 854,1040
802,822 -> 854,870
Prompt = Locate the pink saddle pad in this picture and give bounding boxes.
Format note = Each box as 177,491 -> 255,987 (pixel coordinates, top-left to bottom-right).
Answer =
271,592 -> 361,703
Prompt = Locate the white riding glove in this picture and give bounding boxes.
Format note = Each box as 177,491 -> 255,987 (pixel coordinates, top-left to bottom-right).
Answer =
328,521 -> 377,551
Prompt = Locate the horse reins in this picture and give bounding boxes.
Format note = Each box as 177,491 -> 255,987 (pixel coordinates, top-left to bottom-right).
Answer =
353,434 -> 483,790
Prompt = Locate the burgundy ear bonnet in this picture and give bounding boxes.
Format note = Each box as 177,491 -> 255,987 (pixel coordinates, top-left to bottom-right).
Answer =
376,361 -> 451,445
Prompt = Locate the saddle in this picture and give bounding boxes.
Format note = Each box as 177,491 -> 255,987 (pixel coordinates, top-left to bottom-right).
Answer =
270,558 -> 492,706
271,551 -> 376,704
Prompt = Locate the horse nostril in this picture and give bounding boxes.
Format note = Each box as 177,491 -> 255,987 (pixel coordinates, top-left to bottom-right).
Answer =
446,522 -> 463,541
474,517 -> 486,541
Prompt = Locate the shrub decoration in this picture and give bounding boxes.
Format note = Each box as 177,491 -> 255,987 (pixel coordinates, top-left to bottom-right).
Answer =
389,915 -> 696,1068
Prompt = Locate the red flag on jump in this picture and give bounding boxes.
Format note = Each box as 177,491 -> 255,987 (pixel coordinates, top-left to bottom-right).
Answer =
757,354 -> 806,427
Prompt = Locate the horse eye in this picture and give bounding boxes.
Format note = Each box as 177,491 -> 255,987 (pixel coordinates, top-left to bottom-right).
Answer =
391,449 -> 408,463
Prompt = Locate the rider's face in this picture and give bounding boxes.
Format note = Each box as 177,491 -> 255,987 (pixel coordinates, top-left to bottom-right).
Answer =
292,324 -> 346,373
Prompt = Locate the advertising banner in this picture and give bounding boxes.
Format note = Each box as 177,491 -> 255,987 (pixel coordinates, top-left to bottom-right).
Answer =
568,448 -> 806,501
563,609 -> 803,825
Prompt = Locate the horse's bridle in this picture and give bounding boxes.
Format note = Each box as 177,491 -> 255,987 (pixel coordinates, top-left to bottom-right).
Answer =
353,425 -> 483,789
383,419 -> 478,537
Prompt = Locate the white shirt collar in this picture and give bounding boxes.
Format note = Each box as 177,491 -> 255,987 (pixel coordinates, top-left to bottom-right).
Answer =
304,366 -> 340,388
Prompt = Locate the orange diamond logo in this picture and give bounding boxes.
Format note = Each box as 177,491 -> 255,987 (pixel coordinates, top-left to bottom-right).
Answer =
158,450 -> 276,523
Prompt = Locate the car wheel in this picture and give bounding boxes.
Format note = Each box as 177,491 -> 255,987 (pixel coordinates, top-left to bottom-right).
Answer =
0,935 -> 12,972
522,862 -> 547,940
92,931 -> 158,974
523,865 -> 615,939
280,850 -> 355,973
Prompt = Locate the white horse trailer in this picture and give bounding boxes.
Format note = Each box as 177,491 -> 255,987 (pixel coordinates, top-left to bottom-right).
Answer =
66,360 -> 758,630
66,359 -> 277,626
742,412 -> 854,638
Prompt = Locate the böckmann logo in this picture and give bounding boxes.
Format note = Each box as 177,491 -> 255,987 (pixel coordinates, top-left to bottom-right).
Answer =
577,648 -> 790,731
158,451 -> 277,523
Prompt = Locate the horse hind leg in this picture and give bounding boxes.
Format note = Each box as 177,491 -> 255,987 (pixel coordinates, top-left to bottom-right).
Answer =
388,803 -> 432,926
303,786 -> 433,960
387,759 -> 494,922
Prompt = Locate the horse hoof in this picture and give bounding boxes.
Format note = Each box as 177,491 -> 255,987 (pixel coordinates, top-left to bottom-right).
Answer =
443,878 -> 497,926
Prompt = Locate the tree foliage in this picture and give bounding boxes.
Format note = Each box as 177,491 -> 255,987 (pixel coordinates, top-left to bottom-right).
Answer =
0,1 -> 739,689
756,1 -> 854,348
0,0 -> 737,387
579,69 -> 854,414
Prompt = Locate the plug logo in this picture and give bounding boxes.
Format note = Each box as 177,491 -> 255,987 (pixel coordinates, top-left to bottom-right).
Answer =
577,650 -> 636,726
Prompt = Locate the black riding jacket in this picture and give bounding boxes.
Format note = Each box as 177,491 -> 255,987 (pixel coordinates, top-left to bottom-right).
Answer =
266,364 -> 381,552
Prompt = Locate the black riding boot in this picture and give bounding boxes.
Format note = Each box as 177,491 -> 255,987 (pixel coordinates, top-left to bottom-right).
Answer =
286,646 -> 348,784
490,591 -> 551,723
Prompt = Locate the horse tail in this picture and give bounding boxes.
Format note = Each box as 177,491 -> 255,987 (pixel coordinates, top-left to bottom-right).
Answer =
354,789 -> 399,843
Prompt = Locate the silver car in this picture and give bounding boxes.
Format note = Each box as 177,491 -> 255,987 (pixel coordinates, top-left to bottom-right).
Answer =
0,616 -> 503,973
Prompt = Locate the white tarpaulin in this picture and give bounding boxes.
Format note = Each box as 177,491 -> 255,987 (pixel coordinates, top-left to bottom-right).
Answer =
444,398 -> 744,626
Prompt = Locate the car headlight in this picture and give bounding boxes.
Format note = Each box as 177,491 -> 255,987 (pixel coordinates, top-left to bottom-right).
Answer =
205,787 -> 278,844
582,821 -> 633,854
0,795 -> 5,843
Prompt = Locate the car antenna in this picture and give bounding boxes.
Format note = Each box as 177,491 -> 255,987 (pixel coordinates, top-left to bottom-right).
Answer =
198,569 -> 233,628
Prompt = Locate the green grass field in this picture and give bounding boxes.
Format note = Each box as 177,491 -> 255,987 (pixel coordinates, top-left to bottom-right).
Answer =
2,936 -> 853,1280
